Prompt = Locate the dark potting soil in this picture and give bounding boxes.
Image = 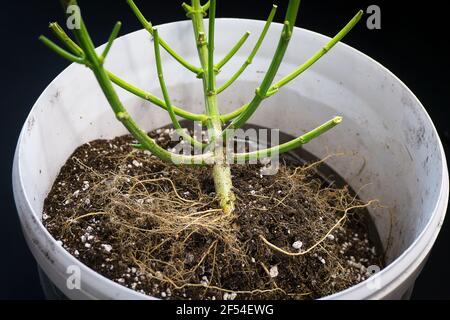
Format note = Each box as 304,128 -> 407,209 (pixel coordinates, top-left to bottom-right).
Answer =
43,127 -> 384,300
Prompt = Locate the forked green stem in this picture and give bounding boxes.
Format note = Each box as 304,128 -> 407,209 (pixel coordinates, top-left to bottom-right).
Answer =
40,0 -> 363,214
269,10 -> 363,93
127,0 -> 202,74
224,8 -> 362,128
46,21 -> 207,123
39,35 -> 84,64
49,22 -> 84,55
215,4 -> 278,95
227,0 -> 301,130
55,0 -> 213,165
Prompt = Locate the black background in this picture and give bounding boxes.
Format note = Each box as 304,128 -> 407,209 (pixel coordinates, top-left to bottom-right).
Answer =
0,0 -> 448,299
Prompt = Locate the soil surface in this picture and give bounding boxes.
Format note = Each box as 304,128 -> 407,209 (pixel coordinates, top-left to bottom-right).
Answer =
43,128 -> 384,300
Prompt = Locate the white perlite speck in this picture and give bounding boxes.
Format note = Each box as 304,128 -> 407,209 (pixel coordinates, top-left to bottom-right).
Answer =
223,292 -> 237,300
132,160 -> 142,167
269,265 -> 279,278
200,276 -> 209,286
101,244 -> 113,252
292,241 -> 303,250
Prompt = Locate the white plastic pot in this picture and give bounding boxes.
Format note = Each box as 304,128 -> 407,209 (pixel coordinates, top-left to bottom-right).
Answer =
13,19 -> 448,299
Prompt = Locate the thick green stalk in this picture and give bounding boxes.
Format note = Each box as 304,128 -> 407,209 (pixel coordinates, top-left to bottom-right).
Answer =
189,0 -> 235,214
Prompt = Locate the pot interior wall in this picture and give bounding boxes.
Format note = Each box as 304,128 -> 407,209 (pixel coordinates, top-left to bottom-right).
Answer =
19,20 -> 444,269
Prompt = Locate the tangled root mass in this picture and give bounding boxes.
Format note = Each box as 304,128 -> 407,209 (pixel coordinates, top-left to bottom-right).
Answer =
44,129 -> 383,300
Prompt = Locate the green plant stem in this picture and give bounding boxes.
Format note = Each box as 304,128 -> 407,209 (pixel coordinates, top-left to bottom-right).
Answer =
215,4 -> 277,95
233,116 -> 342,162
46,22 -> 207,123
207,0 -> 216,92
268,10 -> 363,93
227,0 -> 301,130
202,1 -> 210,11
43,0 -> 357,214
127,0 -> 202,74
189,0 -> 235,214
100,21 -> 122,63
59,1 -> 212,165
49,22 -> 84,56
153,28 -> 205,149
39,35 -> 84,64
215,31 -> 250,71
107,72 -> 207,122
225,9 -> 363,124
220,103 -> 248,123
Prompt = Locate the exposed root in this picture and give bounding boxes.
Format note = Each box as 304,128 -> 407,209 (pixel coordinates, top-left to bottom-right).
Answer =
259,200 -> 379,256
44,134 -> 384,300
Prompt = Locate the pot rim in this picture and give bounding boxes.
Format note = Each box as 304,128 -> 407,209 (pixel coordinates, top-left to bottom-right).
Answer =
14,18 -> 449,300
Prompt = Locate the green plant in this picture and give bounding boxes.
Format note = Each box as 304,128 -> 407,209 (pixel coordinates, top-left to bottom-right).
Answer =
40,0 -> 362,214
